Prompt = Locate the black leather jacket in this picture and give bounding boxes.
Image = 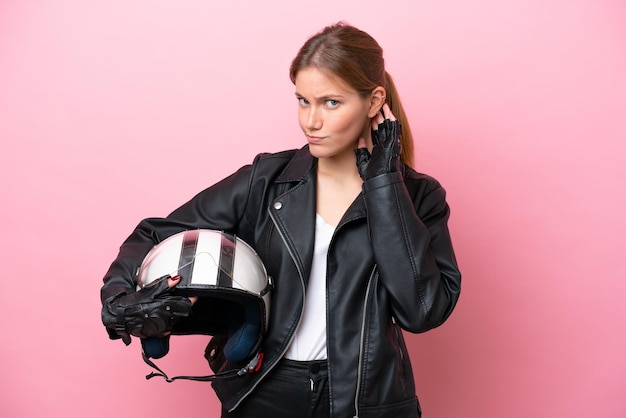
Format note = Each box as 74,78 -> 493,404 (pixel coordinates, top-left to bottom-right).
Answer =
100,146 -> 461,418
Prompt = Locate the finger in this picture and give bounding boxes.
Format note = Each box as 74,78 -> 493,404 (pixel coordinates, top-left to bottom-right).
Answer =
357,137 -> 367,149
355,146 -> 371,162
167,275 -> 196,304
167,275 -> 181,288
382,103 -> 396,122
371,113 -> 384,131
355,144 -> 371,179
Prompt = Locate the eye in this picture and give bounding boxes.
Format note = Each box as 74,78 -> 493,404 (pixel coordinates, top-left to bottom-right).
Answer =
326,99 -> 339,108
298,97 -> 309,106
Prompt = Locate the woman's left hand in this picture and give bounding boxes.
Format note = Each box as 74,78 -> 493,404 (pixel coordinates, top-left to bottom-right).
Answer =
355,103 -> 402,180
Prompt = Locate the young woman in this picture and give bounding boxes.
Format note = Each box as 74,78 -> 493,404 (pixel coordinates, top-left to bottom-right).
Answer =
100,22 -> 461,418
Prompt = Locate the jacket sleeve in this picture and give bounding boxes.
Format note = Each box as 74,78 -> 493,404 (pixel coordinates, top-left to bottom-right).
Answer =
100,159 -> 260,315
362,170 -> 461,333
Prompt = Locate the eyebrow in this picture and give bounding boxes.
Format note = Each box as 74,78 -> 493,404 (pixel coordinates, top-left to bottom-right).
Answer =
294,92 -> 345,101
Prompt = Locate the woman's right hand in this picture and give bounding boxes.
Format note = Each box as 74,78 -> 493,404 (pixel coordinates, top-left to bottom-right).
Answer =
102,274 -> 196,344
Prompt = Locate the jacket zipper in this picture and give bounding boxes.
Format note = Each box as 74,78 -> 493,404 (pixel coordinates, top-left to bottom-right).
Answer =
228,207 -> 307,412
353,269 -> 376,418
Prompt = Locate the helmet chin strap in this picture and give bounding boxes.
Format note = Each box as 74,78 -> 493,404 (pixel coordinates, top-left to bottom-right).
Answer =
142,350 -> 264,382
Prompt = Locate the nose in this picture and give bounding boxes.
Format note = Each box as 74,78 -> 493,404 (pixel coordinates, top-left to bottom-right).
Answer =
305,106 -> 323,131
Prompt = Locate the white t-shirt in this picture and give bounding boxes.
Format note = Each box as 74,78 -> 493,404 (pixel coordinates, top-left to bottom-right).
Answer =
284,214 -> 335,361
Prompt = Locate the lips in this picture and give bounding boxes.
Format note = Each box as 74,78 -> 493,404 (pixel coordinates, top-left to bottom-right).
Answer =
306,135 -> 325,144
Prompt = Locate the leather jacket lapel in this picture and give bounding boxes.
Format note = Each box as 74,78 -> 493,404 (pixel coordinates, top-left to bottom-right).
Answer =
269,147 -> 317,285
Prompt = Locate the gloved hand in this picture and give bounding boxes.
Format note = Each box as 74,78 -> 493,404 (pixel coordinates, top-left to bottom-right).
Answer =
101,275 -> 193,345
355,104 -> 402,180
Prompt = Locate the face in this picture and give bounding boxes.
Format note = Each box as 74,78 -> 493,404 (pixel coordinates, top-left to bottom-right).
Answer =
294,67 -> 375,161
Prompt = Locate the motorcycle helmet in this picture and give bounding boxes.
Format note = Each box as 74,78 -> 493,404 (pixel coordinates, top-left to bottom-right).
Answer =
136,229 -> 272,381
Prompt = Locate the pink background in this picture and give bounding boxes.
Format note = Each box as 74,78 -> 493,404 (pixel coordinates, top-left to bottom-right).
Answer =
1,1 -> 625,417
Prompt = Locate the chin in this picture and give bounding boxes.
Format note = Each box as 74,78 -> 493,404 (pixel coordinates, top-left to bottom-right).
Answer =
307,145 -> 326,159
307,145 -> 334,159
308,145 -> 356,162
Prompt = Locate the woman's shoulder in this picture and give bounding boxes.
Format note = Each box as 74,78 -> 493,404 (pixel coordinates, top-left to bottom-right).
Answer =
250,146 -> 314,180
253,148 -> 300,164
403,165 -> 445,193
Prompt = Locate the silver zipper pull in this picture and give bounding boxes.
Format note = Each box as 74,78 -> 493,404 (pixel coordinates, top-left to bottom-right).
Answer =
310,378 -> 314,391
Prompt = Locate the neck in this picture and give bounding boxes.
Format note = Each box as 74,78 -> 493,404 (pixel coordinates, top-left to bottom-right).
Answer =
317,152 -> 361,183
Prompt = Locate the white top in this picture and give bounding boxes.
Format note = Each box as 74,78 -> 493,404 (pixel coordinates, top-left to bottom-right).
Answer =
284,214 -> 335,361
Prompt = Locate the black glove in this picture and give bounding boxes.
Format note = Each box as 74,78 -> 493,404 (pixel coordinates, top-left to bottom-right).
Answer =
355,119 -> 402,180
101,275 -> 193,345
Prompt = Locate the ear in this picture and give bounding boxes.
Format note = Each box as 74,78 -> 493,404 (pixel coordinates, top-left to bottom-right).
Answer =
367,86 -> 387,118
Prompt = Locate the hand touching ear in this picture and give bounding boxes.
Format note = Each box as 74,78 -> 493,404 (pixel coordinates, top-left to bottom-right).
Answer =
355,103 -> 402,180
